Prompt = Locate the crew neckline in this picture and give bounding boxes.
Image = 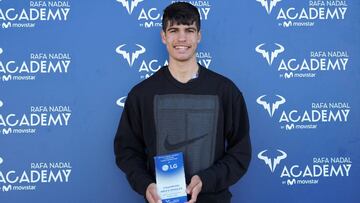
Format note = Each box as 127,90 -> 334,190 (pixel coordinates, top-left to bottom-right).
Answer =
163,63 -> 205,89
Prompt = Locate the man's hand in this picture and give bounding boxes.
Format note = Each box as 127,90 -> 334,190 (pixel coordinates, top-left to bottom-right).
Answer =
186,175 -> 203,203
146,183 -> 162,203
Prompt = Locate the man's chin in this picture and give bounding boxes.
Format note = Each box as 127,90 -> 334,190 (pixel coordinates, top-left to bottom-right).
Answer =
173,57 -> 193,63
171,54 -> 196,62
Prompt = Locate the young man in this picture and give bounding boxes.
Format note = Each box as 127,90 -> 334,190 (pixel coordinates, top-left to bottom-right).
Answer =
114,2 -> 251,203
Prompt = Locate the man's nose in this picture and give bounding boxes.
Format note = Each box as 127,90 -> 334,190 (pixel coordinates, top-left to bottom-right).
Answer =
177,31 -> 186,42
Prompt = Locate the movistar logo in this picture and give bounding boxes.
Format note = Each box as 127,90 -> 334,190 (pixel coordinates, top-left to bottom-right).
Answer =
2,22 -> 12,29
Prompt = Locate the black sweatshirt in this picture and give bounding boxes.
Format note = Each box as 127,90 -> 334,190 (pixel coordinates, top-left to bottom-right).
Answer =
114,65 -> 251,202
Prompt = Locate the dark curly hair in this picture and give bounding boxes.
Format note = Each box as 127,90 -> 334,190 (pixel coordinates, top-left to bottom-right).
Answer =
162,2 -> 201,32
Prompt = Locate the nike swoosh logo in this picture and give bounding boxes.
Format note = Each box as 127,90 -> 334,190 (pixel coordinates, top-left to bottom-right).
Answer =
164,133 -> 208,151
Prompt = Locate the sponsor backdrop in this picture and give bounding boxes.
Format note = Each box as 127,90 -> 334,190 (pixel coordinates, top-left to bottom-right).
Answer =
1,0 -> 359,202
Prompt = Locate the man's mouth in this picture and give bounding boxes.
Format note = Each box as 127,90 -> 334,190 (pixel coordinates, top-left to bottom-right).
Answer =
174,45 -> 190,51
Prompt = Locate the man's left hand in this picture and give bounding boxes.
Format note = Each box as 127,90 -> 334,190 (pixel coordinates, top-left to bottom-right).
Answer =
186,175 -> 202,203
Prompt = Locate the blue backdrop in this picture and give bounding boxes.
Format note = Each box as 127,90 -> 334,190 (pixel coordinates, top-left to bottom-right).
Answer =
1,0 -> 359,202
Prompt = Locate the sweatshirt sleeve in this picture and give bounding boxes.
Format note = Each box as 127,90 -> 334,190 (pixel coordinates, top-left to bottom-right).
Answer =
114,92 -> 155,196
197,89 -> 251,193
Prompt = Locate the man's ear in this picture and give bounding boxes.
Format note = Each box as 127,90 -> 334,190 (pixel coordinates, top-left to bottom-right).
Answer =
161,31 -> 166,44
197,31 -> 202,43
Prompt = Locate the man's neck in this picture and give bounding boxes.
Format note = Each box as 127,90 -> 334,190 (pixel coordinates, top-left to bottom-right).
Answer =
168,59 -> 199,84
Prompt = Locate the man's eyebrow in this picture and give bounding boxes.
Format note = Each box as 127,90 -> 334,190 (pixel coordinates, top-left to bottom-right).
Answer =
167,27 -> 179,31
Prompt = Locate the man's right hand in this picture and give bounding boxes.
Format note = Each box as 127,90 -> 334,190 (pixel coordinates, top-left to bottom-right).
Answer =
146,183 -> 162,203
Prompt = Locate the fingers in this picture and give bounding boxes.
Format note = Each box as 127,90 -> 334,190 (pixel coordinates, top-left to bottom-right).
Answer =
186,184 -> 201,203
189,184 -> 201,203
186,175 -> 202,203
146,190 -> 161,203
146,183 -> 162,203
186,175 -> 200,194
146,192 -> 155,203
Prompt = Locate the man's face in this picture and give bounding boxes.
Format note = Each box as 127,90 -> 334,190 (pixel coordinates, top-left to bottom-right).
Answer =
161,21 -> 201,63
